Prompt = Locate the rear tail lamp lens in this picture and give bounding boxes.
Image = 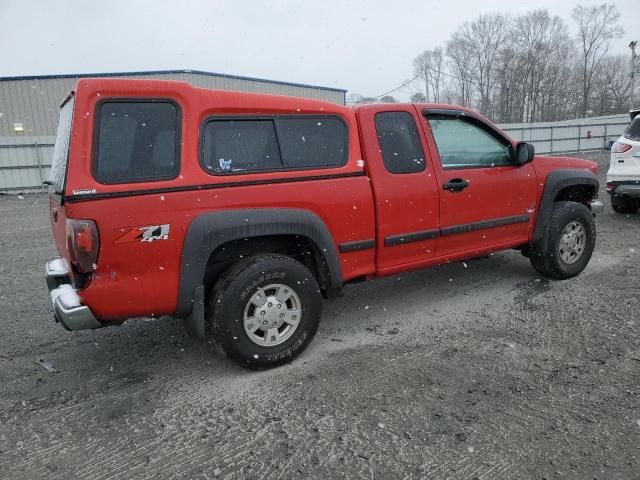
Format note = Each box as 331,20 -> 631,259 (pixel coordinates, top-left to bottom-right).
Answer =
611,142 -> 632,153
66,219 -> 99,273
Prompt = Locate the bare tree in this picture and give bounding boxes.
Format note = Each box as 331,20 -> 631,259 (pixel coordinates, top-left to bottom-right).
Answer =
572,3 -> 624,117
503,10 -> 574,122
406,6 -> 629,121
591,54 -> 631,115
413,48 -> 445,102
443,15 -> 511,114
445,34 -> 474,107
413,50 -> 431,101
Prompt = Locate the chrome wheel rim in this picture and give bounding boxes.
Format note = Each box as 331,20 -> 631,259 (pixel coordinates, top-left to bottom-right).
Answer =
243,284 -> 302,346
558,220 -> 587,265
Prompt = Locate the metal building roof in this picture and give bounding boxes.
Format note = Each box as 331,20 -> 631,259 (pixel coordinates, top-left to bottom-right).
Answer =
0,69 -> 347,93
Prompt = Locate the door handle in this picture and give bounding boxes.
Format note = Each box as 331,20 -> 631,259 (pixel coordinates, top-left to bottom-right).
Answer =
443,178 -> 469,192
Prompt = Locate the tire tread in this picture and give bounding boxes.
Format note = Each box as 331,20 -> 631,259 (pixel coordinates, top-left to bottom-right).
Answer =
209,254 -> 321,369
529,201 -> 595,280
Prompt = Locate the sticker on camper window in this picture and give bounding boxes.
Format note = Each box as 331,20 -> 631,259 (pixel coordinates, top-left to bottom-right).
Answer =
218,158 -> 232,171
115,224 -> 170,244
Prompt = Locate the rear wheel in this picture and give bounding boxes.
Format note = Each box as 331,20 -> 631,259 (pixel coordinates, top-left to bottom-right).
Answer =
529,201 -> 595,279
611,196 -> 639,214
209,254 -> 322,369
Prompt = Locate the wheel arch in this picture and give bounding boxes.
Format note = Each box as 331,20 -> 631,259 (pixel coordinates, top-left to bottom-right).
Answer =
176,208 -> 342,319
532,169 -> 599,243
202,234 -> 329,296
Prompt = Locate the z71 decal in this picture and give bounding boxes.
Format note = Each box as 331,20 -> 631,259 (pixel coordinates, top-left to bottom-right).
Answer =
115,224 -> 170,244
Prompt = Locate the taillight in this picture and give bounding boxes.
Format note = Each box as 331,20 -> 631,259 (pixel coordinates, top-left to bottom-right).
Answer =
66,219 -> 99,273
611,142 -> 632,153
606,182 -> 615,192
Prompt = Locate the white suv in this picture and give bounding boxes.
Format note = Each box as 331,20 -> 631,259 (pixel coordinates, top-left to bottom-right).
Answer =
607,109 -> 640,214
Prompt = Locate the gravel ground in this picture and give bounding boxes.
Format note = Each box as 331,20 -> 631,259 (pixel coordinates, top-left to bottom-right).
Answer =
1,151 -> 639,480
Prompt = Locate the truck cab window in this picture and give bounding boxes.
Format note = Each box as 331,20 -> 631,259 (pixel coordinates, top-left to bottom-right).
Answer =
374,111 -> 426,174
426,115 -> 510,169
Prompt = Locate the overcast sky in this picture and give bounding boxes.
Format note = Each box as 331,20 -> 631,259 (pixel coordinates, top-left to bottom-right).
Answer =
0,0 -> 637,100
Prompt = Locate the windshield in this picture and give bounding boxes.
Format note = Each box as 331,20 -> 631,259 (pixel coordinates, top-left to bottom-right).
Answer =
623,117 -> 640,142
49,95 -> 74,193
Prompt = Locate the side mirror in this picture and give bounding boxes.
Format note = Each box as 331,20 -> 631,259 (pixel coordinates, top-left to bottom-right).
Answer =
513,142 -> 534,165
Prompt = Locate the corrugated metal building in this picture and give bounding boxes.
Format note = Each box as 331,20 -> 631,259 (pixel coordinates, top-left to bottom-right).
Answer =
0,70 -> 346,192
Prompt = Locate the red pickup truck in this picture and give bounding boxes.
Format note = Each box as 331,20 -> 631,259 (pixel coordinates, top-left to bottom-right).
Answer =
45,78 -> 603,368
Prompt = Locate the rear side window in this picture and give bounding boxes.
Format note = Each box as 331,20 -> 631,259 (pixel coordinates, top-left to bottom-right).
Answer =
202,120 -> 282,173
49,96 -> 74,193
93,101 -> 180,184
374,112 -> 426,174
201,117 -> 348,174
275,118 -> 347,169
624,117 -> 640,141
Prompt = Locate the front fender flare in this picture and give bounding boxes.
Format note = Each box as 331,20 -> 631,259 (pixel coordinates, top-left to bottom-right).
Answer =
532,169 -> 599,243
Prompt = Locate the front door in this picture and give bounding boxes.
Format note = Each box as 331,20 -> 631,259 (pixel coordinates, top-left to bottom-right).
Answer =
420,109 -> 537,258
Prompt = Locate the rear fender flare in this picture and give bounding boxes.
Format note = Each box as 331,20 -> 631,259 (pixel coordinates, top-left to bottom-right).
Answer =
175,208 -> 342,318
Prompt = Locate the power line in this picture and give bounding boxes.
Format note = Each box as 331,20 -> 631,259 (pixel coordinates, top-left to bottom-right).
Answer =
346,74 -> 422,103
373,73 -> 422,99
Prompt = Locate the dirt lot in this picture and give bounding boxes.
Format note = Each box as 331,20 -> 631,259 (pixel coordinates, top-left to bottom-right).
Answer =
1,151 -> 639,479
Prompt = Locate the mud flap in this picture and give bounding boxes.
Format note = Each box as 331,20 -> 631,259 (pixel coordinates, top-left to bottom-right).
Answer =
183,285 -> 206,340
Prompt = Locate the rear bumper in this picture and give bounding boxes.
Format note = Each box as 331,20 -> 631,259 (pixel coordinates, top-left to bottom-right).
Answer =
45,259 -> 102,331
610,184 -> 640,199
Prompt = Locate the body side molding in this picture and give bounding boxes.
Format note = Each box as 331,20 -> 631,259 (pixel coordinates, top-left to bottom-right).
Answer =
383,215 -> 529,247
440,215 -> 530,237
384,229 -> 439,246
339,239 -> 375,253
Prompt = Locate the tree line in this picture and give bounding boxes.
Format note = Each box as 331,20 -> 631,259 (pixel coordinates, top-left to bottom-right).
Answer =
349,4 -> 633,123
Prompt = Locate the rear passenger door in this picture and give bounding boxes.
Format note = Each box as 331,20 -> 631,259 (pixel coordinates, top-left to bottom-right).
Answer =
358,105 -> 440,271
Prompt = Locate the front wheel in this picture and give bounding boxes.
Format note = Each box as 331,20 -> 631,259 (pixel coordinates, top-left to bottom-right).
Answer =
209,254 -> 322,369
529,201 -> 595,280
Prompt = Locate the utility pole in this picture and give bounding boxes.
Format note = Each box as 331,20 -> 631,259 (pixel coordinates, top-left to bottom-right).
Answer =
630,41 -> 637,108
424,66 -> 430,103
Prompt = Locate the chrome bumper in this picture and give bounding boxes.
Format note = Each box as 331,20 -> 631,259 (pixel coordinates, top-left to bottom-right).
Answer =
45,258 -> 69,290
45,259 -> 102,331
589,200 -> 604,215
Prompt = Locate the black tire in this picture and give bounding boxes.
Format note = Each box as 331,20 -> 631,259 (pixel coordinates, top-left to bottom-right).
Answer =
611,196 -> 639,214
209,254 -> 322,369
529,201 -> 595,280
